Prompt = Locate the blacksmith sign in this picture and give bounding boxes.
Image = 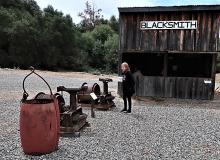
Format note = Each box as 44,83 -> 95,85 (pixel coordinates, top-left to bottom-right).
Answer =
140,20 -> 197,30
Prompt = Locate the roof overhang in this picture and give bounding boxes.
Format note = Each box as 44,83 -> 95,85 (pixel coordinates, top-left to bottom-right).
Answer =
118,5 -> 220,13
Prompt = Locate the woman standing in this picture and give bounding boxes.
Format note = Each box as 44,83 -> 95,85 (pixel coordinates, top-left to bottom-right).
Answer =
121,62 -> 135,113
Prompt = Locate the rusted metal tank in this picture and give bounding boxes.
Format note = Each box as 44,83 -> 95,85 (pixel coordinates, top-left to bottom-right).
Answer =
20,69 -> 60,155
77,82 -> 101,103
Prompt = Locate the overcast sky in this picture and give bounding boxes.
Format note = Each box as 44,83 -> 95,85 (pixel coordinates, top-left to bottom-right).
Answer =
35,0 -> 220,23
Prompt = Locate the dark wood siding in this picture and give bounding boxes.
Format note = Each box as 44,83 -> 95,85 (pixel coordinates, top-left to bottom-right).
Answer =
119,76 -> 214,100
119,12 -> 220,52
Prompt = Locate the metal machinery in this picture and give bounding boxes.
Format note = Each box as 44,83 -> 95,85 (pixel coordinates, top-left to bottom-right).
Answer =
98,78 -> 115,108
77,78 -> 115,110
77,83 -> 101,104
55,86 -> 88,136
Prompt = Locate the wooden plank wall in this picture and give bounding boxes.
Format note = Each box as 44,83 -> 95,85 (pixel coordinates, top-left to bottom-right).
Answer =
118,76 -> 214,99
132,76 -> 214,100
119,11 -> 220,52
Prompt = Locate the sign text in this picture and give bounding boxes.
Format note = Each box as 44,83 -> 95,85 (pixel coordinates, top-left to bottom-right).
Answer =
140,20 -> 197,30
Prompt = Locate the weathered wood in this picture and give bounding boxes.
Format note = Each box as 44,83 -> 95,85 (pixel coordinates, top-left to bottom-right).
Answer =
126,14 -> 133,50
129,76 -> 214,99
118,51 -> 122,74
164,77 -> 176,97
117,82 -> 123,96
211,53 -> 217,99
120,50 -> 218,54
191,78 -> 196,99
118,6 -> 220,100
119,11 -> 220,52
206,13 -> 212,51
119,5 -> 220,13
117,75 -> 214,99
119,14 -> 125,50
144,77 -> 154,96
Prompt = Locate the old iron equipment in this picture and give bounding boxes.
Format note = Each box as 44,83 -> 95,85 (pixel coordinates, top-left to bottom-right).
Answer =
56,86 -> 88,137
77,83 -> 101,104
77,78 -> 115,110
98,78 -> 115,109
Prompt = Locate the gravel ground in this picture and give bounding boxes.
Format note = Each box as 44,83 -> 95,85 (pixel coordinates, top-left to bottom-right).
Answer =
1,68 -> 220,160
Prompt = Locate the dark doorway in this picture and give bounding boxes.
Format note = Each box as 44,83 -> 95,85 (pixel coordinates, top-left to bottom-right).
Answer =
167,54 -> 213,78
122,52 -> 164,76
122,52 -> 213,78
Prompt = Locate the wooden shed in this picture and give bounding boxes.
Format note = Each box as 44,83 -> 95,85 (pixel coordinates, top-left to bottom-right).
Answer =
118,5 -> 220,100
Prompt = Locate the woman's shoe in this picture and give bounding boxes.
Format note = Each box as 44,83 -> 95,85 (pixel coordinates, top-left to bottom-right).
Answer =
121,109 -> 127,112
126,110 -> 131,113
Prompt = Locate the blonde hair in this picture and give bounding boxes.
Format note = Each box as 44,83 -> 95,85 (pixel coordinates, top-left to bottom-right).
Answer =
121,62 -> 130,71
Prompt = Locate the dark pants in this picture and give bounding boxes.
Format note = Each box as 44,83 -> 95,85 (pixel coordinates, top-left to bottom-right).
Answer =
123,95 -> 132,111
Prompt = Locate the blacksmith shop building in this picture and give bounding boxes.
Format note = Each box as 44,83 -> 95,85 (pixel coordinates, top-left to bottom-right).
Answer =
118,5 -> 220,100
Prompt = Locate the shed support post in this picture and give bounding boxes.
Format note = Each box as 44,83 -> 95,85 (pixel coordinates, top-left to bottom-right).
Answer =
211,53 -> 217,99
163,53 -> 168,77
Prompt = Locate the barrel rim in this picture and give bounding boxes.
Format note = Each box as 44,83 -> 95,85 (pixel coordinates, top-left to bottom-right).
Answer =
22,99 -> 54,104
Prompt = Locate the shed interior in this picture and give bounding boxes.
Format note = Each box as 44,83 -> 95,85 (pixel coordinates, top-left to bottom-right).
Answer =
122,52 -> 213,78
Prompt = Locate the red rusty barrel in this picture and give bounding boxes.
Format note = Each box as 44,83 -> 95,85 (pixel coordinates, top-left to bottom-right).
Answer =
77,82 -> 100,103
20,69 -> 60,155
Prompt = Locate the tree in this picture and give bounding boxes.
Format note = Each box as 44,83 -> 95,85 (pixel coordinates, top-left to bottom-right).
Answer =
91,24 -> 114,43
0,0 -> 119,73
109,15 -> 119,33
0,0 -> 23,8
37,5 -> 85,70
104,34 -> 119,72
0,1 -> 87,71
78,1 -> 103,32
24,0 -> 41,15
81,24 -> 118,71
0,7 -> 14,67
